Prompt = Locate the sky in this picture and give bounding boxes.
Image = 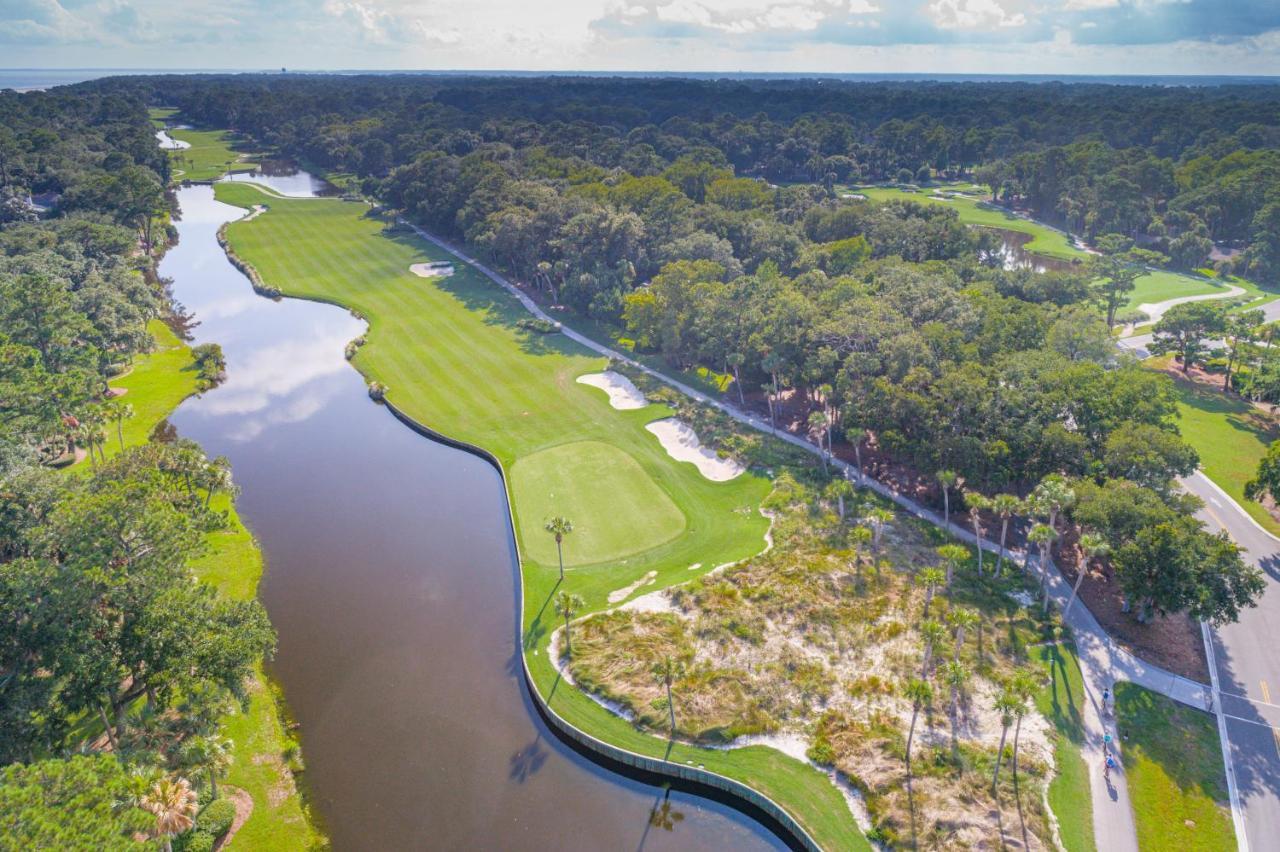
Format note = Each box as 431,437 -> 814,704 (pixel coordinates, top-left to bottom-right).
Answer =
2,0 -> 1279,76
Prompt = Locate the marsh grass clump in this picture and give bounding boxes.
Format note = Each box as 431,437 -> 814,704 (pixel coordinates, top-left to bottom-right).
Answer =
568,472 -> 1066,848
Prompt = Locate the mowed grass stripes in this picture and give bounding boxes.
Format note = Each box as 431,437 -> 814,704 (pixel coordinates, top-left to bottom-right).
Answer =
214,182 -> 869,850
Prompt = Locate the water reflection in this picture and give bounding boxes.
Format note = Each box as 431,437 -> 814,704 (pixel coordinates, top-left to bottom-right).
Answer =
987,227 -> 1077,273
161,181 -> 788,850
218,160 -> 340,197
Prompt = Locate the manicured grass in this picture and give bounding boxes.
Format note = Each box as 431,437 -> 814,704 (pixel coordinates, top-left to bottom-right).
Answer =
81,317 -> 323,848
1126,269 -> 1229,310
854,184 -> 1082,260
1114,683 -> 1235,852
511,440 -> 687,567
1157,360 -> 1280,535
852,184 -> 1268,312
1034,643 -> 1096,852
213,180 -> 868,849
166,127 -> 257,182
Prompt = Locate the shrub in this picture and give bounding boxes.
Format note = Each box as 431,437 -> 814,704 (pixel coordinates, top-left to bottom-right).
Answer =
368,381 -> 388,402
807,735 -> 836,766
516,317 -> 560,334
1114,308 -> 1149,325
198,798 -> 236,837
175,830 -> 215,852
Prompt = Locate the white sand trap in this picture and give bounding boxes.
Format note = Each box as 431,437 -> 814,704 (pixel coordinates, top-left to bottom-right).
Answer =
155,129 -> 190,149
608,570 -> 657,604
646,418 -> 745,482
410,261 -> 455,278
577,371 -> 647,410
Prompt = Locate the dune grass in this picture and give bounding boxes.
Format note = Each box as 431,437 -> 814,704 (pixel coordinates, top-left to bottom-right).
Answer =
76,318 -> 324,849
1154,360 -> 1280,535
1034,643 -> 1096,852
1114,683 -> 1234,852
212,180 -> 869,849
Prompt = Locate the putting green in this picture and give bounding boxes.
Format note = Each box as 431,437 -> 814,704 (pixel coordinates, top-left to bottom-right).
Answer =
512,441 -> 686,567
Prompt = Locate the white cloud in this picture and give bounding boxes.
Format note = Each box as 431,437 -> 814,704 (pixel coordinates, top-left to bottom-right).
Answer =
0,0 -> 92,43
322,0 -> 460,46
929,0 -> 1028,30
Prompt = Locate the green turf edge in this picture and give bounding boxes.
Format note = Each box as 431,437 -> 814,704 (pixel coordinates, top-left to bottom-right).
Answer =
212,181 -> 870,851
851,185 -> 1275,311
1148,357 -> 1280,536
80,320 -> 325,848
1034,643 -> 1096,852
1114,683 -> 1235,852
165,126 -> 258,183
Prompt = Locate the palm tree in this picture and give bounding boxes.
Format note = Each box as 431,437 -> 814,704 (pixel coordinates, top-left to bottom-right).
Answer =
903,677 -> 933,772
825,476 -> 853,521
652,655 -> 687,735
1066,533 -> 1110,616
554,591 -> 585,659
1027,523 -> 1059,611
105,401 -> 135,453
943,660 -> 969,761
141,776 -> 199,852
848,525 -> 872,584
990,494 -> 1022,576
936,469 -> 958,528
964,492 -> 990,575
991,692 -> 1020,794
544,516 -> 573,581
863,505 -> 895,551
180,734 -> 233,799
947,608 -> 979,661
919,618 -> 946,677
726,352 -> 747,407
1030,474 -> 1076,535
847,419 -> 867,483
1008,670 -> 1039,779
808,410 -> 829,473
935,544 -> 968,592
918,567 -> 946,616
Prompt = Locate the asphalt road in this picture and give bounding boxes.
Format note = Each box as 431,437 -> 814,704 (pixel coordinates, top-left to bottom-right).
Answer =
1185,471 -> 1280,851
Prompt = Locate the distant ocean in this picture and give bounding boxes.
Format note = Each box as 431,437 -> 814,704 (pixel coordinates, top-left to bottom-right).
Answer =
3,68 -> 1278,92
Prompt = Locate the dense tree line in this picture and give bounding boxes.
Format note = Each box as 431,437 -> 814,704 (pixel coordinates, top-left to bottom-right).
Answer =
90,72 -> 1269,630
0,85 -> 274,848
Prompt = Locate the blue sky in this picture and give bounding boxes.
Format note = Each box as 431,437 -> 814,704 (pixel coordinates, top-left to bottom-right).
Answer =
2,0 -> 1279,75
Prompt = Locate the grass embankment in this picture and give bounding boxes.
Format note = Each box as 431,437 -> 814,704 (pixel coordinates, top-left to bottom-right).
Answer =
212,181 -> 868,849
853,185 -> 1260,311
85,319 -> 323,848
1114,683 -> 1235,851
1034,643 -> 1095,852
1150,358 -> 1280,535
151,110 -> 257,182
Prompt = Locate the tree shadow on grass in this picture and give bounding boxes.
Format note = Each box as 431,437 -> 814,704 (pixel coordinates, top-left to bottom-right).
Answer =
1114,683 -> 1230,804
380,228 -> 598,361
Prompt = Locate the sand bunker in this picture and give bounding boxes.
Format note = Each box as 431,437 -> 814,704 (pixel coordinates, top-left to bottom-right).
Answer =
576,371 -> 647,410
410,261 -> 455,278
608,570 -> 657,604
155,129 -> 190,150
645,418 -> 745,482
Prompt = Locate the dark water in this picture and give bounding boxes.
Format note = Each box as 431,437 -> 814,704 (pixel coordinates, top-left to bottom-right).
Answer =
161,183 -> 786,850
988,227 -> 1078,273
218,161 -> 340,197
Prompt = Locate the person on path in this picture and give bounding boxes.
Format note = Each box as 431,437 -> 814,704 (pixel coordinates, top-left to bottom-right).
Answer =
1102,686 -> 1111,717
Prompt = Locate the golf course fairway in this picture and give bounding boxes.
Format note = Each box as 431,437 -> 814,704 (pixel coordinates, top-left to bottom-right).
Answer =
212,181 -> 870,850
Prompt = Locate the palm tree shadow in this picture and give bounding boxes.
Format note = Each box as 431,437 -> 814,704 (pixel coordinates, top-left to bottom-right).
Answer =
509,734 -> 549,783
636,785 -> 685,852
1013,769 -> 1030,849
522,578 -> 562,652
